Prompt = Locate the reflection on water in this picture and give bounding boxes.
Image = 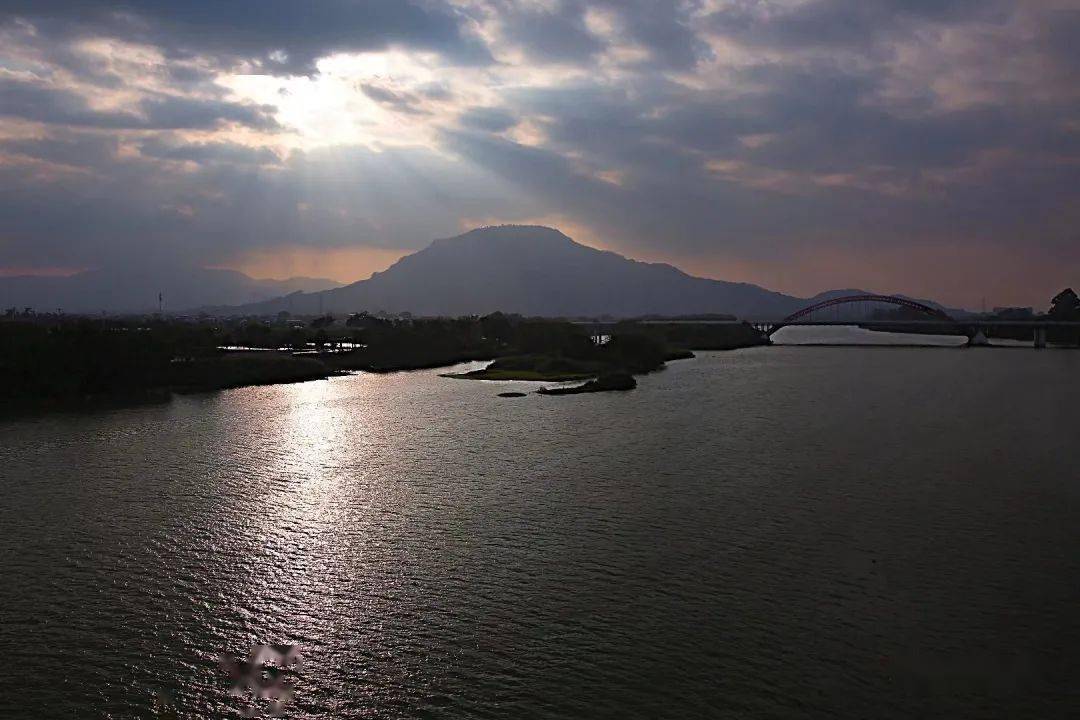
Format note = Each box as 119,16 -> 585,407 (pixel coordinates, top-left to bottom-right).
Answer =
772,324 -> 1068,348
1,347 -> 1078,718
772,325 -> 967,345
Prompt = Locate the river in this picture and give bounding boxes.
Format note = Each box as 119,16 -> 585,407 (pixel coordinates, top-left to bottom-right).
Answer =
2,342 -> 1078,718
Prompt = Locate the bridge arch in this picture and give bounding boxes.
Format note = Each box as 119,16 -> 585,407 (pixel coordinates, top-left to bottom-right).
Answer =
782,294 -> 953,324
755,294 -> 954,335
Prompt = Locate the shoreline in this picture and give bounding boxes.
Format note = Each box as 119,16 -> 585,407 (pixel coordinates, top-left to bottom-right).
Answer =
11,336 -> 1065,419
0,323 -> 774,418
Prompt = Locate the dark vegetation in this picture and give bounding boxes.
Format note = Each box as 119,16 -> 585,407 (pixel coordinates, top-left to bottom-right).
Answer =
1048,289 -> 1080,319
449,354 -> 599,381
0,310 -> 766,411
0,316 -> 333,410
1043,288 -> 1080,344
444,329 -> 705,384
866,288 -> 1080,344
169,354 -> 334,392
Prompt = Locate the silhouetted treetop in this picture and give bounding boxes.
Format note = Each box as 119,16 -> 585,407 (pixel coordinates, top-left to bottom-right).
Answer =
1049,288 -> 1079,319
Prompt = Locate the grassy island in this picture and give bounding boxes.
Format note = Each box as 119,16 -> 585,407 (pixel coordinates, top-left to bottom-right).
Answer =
443,332 -> 704,395
538,372 -> 637,395
442,333 -> 694,387
443,354 -> 601,381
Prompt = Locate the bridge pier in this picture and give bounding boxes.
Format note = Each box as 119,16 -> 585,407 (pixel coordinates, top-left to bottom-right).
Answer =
1034,327 -> 1047,349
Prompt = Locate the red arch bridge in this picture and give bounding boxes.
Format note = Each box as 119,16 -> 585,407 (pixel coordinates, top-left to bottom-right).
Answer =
750,294 -> 953,335
746,294 -> 1078,347
575,294 -> 1080,348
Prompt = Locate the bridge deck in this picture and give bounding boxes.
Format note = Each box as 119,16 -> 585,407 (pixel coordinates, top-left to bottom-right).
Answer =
757,320 -> 1080,327
576,319 -> 1080,328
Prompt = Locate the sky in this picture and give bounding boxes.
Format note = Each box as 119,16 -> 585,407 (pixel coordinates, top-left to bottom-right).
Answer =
1,0 -> 1078,309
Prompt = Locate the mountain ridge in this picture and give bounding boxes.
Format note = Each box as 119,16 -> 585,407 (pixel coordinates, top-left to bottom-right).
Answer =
2,226 -> 962,319
0,266 -> 342,314
203,225 -> 802,318
201,225 -> 962,320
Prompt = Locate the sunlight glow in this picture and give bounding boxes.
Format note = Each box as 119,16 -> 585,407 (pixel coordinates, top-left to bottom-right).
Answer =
224,51 -> 470,149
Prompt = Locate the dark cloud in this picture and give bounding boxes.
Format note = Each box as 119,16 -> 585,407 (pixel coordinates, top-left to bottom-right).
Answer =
358,82 -> 429,115
458,106 -> 518,133
492,0 -> 708,69
141,94 -> 279,130
706,0 -> 1009,51
1,0 -> 491,74
0,77 -> 137,129
138,138 -> 282,166
0,76 -> 278,130
598,0 -> 708,69
0,132 -> 120,168
496,1 -> 606,63
1040,8 -> 1080,77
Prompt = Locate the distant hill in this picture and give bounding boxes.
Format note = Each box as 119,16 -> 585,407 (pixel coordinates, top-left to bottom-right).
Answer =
6,225 -> 961,319
0,266 -> 341,314
207,225 -> 808,318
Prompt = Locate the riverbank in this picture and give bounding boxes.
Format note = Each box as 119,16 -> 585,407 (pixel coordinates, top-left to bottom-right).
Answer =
0,314 -> 764,413
324,347 -> 498,373
0,353 -> 338,419
170,353 -> 340,392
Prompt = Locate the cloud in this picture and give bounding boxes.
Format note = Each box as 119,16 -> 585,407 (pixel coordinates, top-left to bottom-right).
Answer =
483,0 -> 708,69
1,0 -> 492,74
458,106 -> 518,132
359,81 -> 430,115
0,0 -> 1077,306
0,75 -> 279,130
0,137 -> 537,273
137,137 -> 282,166
705,0 -> 1008,52
0,132 -> 119,168
494,1 -> 606,63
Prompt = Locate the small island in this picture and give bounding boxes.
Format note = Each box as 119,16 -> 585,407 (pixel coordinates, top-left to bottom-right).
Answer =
442,331 -> 699,394
445,354 -> 598,382
538,372 -> 637,395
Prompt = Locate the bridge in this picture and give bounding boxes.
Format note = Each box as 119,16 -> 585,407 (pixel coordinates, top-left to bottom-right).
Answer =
578,295 -> 1080,348
749,294 -> 951,335
744,294 -> 1076,347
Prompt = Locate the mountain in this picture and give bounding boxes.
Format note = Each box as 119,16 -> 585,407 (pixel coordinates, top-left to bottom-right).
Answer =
7,226 -> 959,319
208,225 -> 807,318
0,266 -> 341,314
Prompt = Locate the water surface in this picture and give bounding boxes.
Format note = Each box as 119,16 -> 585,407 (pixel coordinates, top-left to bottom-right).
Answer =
2,345 -> 1078,718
